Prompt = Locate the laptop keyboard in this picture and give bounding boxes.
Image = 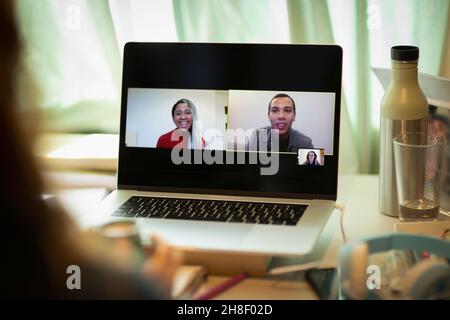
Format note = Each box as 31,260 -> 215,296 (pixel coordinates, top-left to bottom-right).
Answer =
112,196 -> 308,226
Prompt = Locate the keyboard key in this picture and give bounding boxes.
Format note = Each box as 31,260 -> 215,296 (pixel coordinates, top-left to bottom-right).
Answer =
112,197 -> 307,225
124,209 -> 137,218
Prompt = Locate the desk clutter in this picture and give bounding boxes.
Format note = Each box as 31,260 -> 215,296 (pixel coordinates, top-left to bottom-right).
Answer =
172,265 -> 207,299
375,46 -> 450,221
339,233 -> 450,300
395,220 -> 450,240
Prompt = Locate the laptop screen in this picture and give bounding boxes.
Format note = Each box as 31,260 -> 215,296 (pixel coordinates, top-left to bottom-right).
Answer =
119,43 -> 342,200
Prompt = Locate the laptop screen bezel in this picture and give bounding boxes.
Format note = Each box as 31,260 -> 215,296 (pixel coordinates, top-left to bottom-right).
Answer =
118,43 -> 342,200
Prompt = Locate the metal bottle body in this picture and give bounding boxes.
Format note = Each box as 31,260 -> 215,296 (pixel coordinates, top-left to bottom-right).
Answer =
379,117 -> 428,217
379,59 -> 428,217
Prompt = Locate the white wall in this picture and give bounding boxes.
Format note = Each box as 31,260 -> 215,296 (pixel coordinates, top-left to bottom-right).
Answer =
227,90 -> 335,154
125,88 -> 227,148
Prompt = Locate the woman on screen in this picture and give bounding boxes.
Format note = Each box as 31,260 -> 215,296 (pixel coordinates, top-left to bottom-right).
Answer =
156,99 -> 205,149
303,151 -> 321,166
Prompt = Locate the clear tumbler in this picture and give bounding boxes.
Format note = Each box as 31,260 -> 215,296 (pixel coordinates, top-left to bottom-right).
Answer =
393,132 -> 444,221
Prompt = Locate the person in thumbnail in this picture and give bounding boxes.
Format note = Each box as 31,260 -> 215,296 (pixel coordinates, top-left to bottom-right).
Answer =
303,151 -> 321,166
157,99 -> 205,149
246,93 -> 314,153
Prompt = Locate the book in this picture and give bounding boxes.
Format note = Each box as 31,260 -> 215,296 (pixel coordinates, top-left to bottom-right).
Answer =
40,134 -> 118,171
172,265 -> 207,299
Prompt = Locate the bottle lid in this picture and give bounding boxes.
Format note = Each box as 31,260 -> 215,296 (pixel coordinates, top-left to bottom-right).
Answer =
391,46 -> 419,61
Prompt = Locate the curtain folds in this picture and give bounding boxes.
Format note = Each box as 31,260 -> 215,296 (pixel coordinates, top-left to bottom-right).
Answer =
16,0 -> 121,133
173,0 -> 290,43
15,0 -> 450,172
173,0 -> 450,174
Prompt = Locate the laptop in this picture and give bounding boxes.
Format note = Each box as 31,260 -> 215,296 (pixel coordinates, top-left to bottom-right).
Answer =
87,43 -> 342,257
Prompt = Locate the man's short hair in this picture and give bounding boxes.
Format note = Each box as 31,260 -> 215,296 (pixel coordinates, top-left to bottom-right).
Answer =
267,93 -> 296,113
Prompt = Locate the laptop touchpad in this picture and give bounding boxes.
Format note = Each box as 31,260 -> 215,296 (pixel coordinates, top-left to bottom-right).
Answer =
137,219 -> 251,251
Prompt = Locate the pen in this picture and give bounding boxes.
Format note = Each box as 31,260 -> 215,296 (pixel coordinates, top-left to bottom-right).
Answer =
194,272 -> 248,300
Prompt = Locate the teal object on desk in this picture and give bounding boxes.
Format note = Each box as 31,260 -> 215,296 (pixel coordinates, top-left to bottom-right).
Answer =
339,233 -> 450,300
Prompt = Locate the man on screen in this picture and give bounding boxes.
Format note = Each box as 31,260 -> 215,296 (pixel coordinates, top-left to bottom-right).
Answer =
246,93 -> 314,153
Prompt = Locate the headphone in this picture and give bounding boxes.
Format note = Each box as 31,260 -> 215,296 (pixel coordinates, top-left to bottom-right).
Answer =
339,233 -> 450,300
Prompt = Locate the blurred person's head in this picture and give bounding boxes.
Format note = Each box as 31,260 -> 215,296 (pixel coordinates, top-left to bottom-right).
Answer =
267,93 -> 296,140
428,106 -> 449,140
428,117 -> 448,139
0,1 -> 174,299
0,0 -> 80,298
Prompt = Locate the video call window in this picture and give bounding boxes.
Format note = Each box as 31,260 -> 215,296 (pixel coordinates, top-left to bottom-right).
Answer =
227,90 -> 335,155
298,148 -> 325,166
125,88 -> 335,156
125,88 -> 228,150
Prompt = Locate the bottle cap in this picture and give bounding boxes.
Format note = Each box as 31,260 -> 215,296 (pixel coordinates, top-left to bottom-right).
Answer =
391,46 -> 419,61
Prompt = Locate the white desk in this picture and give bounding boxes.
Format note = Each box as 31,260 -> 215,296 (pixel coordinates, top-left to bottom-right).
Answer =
193,174 -> 398,299
54,174 -> 398,299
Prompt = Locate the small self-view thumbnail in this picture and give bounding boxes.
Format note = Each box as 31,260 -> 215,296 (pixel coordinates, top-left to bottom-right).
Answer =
298,148 -> 325,166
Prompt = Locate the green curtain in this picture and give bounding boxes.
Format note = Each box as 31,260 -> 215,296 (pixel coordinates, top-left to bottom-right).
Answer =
173,0 -> 450,174
174,0 -> 284,42
441,3 -> 450,78
286,0 -> 361,173
16,0 -> 121,133
15,0 -> 450,172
